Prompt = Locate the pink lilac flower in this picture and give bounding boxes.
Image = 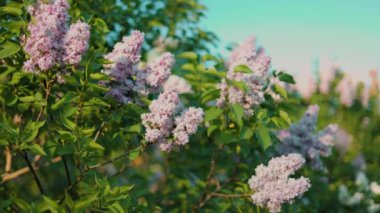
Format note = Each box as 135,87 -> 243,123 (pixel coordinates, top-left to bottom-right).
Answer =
248,154 -> 311,213
163,75 -> 193,94
361,87 -> 370,108
336,75 -> 356,107
23,0 -> 90,73
172,107 -> 204,145
276,105 -> 338,171
217,36 -> 271,116
103,30 -> 144,79
23,0 -> 69,72
319,58 -> 339,94
146,52 -> 175,90
333,127 -> 352,156
141,90 -> 204,151
296,73 -> 317,100
62,21 -> 91,65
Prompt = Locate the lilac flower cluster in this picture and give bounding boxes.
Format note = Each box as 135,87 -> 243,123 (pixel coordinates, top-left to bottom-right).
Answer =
248,154 -> 311,213
296,73 -> 317,100
217,36 -> 271,116
319,58 -> 339,94
103,31 -> 175,104
62,21 -> 91,65
141,90 -> 204,151
277,105 -> 338,171
336,75 -> 356,107
23,0 -> 90,73
163,75 -> 192,94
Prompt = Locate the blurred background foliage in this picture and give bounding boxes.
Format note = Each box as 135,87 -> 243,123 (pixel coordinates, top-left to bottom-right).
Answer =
1,0 -> 380,212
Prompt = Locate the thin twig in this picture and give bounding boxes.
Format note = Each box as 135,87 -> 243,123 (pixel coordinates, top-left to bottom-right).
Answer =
194,145 -> 224,211
1,156 -> 61,183
211,193 -> 252,198
36,80 -> 52,122
22,151 -> 44,195
4,146 -> 12,173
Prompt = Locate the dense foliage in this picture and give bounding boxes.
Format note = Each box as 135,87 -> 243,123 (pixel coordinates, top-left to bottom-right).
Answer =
0,0 -> 379,212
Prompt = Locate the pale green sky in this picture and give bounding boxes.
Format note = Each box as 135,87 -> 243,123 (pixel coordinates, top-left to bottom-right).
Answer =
202,0 -> 380,83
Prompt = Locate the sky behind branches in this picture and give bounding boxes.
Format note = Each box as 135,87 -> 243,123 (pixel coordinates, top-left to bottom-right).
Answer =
201,0 -> 380,83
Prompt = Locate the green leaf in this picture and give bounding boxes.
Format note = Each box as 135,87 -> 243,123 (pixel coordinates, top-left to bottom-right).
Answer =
207,124 -> 218,137
228,80 -> 248,92
233,64 -> 253,74
279,73 -> 296,84
229,104 -> 244,127
9,72 -> 25,85
257,128 -> 271,150
93,18 -> 109,33
202,54 -> 220,63
201,88 -> 220,104
0,3 -> 23,16
0,41 -> 20,59
205,107 -> 223,122
279,110 -> 291,125
51,92 -> 77,110
88,141 -> 105,150
74,194 -> 98,210
178,51 -> 198,61
274,85 -> 288,100
216,131 -> 237,144
125,124 -> 141,134
22,121 -> 45,143
129,147 -> 140,161
61,117 -> 76,130
181,63 -> 196,72
240,139 -> 251,158
27,144 -> 46,155
19,96 -> 35,102
42,196 -> 60,209
240,126 -> 253,140
90,73 -> 111,80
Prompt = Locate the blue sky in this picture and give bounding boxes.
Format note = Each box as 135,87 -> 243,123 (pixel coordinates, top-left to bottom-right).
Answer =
201,0 -> 380,83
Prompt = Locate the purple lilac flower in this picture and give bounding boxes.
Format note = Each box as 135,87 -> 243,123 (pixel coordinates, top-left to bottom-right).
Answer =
23,0 -> 90,73
62,21 -> 90,65
276,105 -> 338,171
103,31 -> 175,104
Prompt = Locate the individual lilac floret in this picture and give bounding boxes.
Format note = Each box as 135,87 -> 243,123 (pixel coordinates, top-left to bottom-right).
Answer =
163,75 -> 192,94
276,105 -> 338,171
62,21 -> 91,65
141,90 -> 204,152
146,52 -> 175,90
336,75 -> 356,107
216,36 -> 271,116
248,154 -> 311,213
23,0 -> 70,72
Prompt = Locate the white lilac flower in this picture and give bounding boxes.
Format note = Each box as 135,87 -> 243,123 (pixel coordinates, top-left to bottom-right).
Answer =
248,154 -> 311,213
